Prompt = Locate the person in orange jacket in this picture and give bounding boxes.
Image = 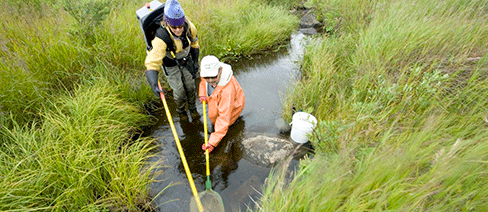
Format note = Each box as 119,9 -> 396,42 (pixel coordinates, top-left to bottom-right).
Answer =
199,55 -> 245,153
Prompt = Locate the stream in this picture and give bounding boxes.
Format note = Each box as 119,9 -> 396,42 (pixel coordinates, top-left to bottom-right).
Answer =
146,30 -> 311,212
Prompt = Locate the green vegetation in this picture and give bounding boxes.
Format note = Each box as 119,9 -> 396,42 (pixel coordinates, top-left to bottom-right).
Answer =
183,0 -> 299,60
6,0 -> 487,210
4,0 -> 487,210
1,82 -> 159,211
260,0 -> 488,211
0,0 -> 297,210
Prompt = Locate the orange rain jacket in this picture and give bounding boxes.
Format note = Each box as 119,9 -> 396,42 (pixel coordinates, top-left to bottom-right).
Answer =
199,63 -> 245,147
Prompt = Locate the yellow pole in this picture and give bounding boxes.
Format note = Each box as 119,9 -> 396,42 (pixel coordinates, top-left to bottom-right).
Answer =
158,81 -> 204,212
203,101 -> 209,176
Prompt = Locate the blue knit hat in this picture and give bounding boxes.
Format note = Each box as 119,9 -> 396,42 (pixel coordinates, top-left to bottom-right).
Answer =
164,0 -> 185,27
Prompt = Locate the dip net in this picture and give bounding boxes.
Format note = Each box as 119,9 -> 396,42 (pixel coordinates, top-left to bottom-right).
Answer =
190,189 -> 225,212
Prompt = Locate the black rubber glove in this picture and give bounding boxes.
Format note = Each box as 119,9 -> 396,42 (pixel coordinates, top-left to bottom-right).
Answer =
145,70 -> 164,98
190,48 -> 200,78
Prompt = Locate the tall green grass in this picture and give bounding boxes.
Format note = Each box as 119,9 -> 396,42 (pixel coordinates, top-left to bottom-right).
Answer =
0,81 -> 158,211
183,0 -> 298,60
0,3 -> 86,125
262,0 -> 488,211
307,0 -> 385,35
282,0 -> 488,149
261,116 -> 488,210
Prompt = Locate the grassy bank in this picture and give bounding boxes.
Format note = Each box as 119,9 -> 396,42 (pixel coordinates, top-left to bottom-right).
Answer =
260,0 -> 488,211
0,0 -> 297,210
183,0 -> 299,60
1,82 -> 158,211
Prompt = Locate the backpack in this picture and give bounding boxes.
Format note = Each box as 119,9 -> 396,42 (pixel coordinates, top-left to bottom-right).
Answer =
136,0 -> 166,51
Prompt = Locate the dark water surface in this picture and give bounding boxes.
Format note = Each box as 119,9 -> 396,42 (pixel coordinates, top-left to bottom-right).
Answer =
147,31 -> 310,212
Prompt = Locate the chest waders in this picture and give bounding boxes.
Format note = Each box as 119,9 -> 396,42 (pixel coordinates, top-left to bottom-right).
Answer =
158,26 -> 197,114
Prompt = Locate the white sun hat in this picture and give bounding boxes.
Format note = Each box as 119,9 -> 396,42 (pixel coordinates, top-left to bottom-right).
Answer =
200,55 -> 223,77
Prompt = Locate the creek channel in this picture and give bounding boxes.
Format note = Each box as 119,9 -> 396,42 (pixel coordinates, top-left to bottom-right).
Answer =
145,30 -> 313,212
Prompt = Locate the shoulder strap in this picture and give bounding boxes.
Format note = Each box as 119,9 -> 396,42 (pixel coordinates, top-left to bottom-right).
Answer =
155,27 -> 176,52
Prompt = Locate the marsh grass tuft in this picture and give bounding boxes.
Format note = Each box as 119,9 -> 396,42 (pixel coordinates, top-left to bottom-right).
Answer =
0,81 -> 158,211
184,0 -> 298,61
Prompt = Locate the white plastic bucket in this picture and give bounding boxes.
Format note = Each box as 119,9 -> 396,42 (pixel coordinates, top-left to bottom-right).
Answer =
290,112 -> 317,143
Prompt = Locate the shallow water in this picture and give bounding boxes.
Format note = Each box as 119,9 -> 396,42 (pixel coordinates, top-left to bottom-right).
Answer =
146,31 -> 311,212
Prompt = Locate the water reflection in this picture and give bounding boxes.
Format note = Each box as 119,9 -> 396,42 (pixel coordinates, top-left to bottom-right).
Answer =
208,117 -> 246,189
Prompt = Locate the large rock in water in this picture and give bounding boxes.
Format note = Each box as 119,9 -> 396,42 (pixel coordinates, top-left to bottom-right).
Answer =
241,135 -> 296,168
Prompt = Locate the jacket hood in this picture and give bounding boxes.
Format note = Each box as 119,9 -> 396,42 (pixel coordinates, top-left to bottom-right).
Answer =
218,63 -> 233,86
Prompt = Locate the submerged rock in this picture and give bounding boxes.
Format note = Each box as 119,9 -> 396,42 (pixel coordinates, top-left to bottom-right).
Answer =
241,135 -> 295,168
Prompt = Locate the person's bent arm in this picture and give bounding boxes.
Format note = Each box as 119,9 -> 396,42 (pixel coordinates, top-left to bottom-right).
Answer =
208,89 -> 234,147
